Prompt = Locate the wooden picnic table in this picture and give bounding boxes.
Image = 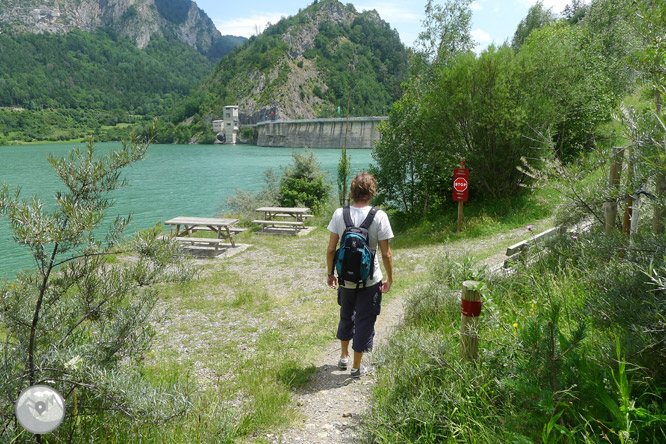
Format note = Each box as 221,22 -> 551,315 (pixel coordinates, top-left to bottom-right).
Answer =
253,207 -> 312,231
165,216 -> 243,250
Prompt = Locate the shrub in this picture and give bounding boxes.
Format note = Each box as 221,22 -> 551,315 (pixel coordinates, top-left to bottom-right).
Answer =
279,149 -> 330,214
239,126 -> 256,141
0,132 -> 195,441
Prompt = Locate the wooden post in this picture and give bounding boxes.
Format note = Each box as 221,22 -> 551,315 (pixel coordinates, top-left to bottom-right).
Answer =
650,88 -> 663,233
629,160 -> 641,237
604,147 -> 624,233
460,280 -> 482,361
631,190 -> 641,236
457,158 -> 465,233
457,201 -> 463,233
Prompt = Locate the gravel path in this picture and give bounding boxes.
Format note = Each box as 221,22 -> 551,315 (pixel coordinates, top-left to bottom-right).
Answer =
270,223 -> 551,444
271,290 -> 404,444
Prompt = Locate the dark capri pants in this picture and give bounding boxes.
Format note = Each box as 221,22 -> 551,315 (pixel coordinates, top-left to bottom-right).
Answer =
336,282 -> 382,353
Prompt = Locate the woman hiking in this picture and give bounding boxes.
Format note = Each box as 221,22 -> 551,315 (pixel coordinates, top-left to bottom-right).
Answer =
326,172 -> 394,378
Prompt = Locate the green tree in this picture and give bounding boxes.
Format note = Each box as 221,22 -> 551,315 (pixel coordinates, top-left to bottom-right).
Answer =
417,0 -> 473,64
374,0 -> 634,215
511,1 -> 556,50
372,0 -> 474,215
0,132 -> 194,441
626,0 -> 666,231
279,150 -> 330,214
337,147 -> 351,206
563,0 -> 589,24
629,0 -> 666,111
516,23 -> 602,161
371,85 -> 443,215
427,47 -> 536,198
516,1 -> 635,161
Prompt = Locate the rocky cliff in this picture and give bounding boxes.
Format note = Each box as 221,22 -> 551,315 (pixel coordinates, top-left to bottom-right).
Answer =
0,0 -> 231,58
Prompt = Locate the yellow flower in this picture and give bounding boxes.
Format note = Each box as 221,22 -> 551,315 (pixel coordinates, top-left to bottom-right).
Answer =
512,323 -> 518,329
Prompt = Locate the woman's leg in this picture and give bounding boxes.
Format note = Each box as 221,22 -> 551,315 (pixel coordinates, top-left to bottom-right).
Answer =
340,340 -> 350,358
336,288 -> 355,354
351,283 -> 382,369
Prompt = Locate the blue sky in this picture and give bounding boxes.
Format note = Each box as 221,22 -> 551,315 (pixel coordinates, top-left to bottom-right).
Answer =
194,0 -> 576,51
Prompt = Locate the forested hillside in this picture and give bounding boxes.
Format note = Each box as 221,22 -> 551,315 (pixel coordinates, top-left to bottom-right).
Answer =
0,0 -> 239,60
0,30 -> 213,112
173,0 -> 408,135
0,0 -> 246,144
0,30 -> 221,144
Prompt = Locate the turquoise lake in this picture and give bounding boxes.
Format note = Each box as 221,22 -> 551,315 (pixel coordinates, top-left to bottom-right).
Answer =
0,142 -> 375,278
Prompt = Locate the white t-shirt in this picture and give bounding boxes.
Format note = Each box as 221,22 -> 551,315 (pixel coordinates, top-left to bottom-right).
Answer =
327,206 -> 394,288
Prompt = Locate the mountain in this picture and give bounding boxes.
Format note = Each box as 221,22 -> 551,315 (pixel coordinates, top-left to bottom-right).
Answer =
190,0 -> 409,125
0,29 -> 214,111
0,0 -> 241,60
0,0 -> 248,144
0,29 -> 219,144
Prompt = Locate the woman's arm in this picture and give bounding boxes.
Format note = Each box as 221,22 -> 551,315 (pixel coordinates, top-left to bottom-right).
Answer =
326,232 -> 339,289
378,239 -> 393,293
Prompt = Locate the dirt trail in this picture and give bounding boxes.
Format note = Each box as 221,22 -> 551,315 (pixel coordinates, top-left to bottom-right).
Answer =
270,224 -> 544,444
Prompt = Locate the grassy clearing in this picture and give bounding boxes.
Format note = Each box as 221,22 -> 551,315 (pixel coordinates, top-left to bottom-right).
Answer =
139,228 -> 344,442
100,123 -> 134,130
80,191 -> 558,442
0,136 -> 87,145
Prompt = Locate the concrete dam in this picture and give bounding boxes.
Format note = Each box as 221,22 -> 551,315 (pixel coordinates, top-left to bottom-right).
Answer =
255,116 -> 387,149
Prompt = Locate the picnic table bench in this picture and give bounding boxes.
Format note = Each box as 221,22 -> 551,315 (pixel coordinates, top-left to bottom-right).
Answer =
190,226 -> 248,234
165,216 -> 242,251
252,207 -> 312,232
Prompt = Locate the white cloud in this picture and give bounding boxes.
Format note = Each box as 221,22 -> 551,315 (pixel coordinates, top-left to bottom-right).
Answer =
214,12 -> 289,37
471,2 -> 483,11
471,28 -> 493,53
472,28 -> 492,45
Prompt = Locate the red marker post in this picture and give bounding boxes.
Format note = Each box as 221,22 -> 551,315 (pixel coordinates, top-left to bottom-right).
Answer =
453,159 -> 469,233
461,280 -> 482,361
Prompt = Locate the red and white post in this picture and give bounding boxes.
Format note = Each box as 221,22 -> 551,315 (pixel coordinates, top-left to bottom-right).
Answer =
460,280 -> 482,361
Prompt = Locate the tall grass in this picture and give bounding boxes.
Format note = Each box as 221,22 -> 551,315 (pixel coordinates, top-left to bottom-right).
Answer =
362,229 -> 666,443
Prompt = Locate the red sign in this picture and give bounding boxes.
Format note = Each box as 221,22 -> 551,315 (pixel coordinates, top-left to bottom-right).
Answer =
453,168 -> 469,202
454,177 -> 468,192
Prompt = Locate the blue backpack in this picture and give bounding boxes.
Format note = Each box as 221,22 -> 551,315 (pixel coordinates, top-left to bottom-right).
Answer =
333,206 -> 378,288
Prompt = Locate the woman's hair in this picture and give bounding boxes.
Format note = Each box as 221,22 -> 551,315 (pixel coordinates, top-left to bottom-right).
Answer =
349,172 -> 376,202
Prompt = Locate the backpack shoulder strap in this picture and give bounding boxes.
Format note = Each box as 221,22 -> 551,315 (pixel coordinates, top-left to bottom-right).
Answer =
360,207 -> 378,230
342,206 -> 354,228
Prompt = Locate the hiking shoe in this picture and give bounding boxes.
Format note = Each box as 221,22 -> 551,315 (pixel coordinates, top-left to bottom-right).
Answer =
338,357 -> 349,370
350,366 -> 368,378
